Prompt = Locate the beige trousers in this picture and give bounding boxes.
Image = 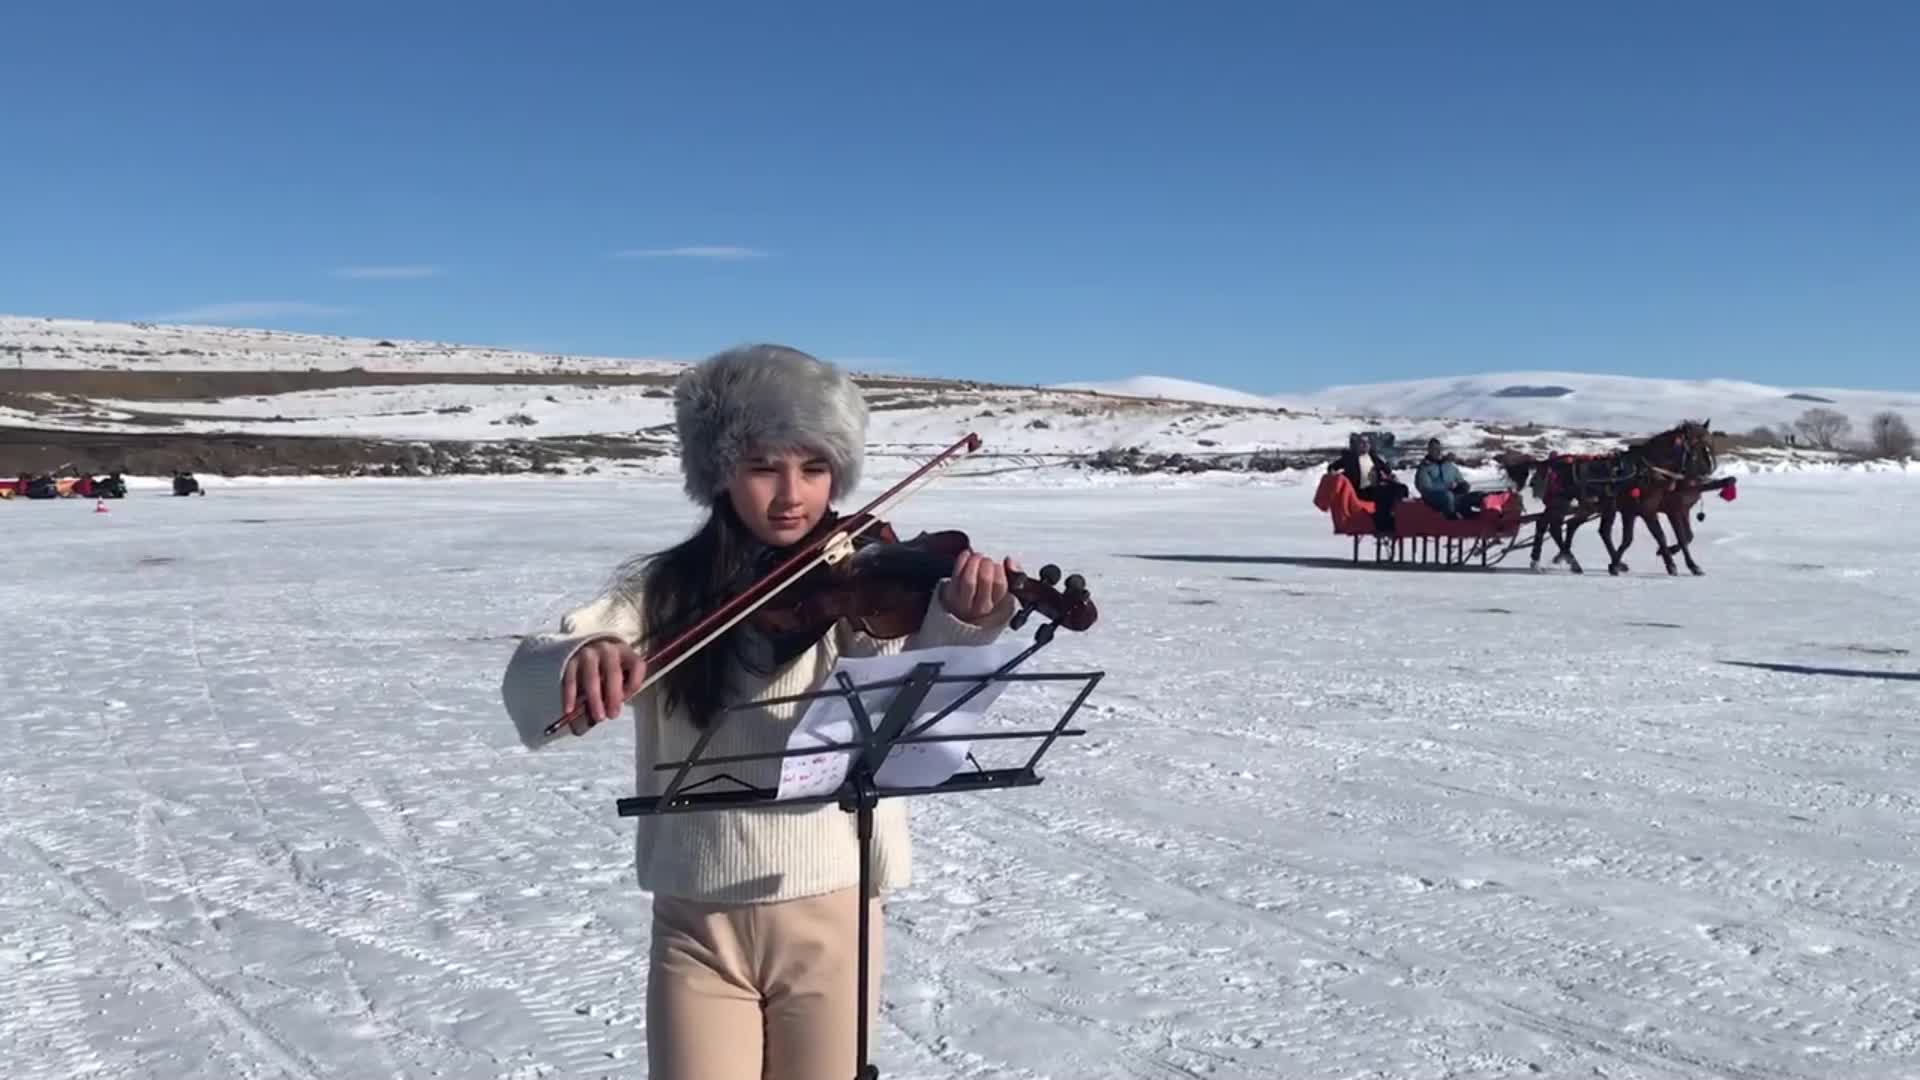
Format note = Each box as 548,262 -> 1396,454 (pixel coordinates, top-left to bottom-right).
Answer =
647,886 -> 884,1080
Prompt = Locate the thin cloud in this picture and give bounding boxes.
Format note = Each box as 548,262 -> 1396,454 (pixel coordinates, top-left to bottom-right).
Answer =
152,301 -> 350,323
330,264 -> 444,280
612,245 -> 770,260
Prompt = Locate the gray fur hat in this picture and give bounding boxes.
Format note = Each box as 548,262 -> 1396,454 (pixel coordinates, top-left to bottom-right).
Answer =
673,343 -> 868,505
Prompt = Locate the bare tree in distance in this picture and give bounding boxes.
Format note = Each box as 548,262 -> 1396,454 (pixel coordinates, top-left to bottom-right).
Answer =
1869,411 -> 1915,458
1745,424 -> 1781,447
1793,407 -> 1852,450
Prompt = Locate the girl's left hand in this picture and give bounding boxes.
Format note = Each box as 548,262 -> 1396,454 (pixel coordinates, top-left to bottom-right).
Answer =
942,549 -> 1017,623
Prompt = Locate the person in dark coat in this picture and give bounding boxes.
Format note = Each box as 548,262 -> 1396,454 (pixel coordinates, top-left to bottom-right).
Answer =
1332,434 -> 1407,532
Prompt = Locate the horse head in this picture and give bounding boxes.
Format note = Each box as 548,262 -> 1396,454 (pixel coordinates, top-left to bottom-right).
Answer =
1678,418 -> 1717,477
1640,419 -> 1717,480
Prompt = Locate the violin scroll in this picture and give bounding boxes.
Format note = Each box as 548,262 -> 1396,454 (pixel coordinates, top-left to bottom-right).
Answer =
1009,561 -> 1096,633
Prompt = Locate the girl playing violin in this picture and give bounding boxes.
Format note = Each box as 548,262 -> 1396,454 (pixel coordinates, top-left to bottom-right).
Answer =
500,344 -> 1018,1080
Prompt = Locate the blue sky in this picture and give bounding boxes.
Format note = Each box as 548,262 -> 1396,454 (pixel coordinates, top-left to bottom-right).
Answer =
3,2 -> 1916,391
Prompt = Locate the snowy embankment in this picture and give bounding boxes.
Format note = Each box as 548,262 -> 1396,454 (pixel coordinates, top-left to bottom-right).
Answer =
1,471 -> 1915,1078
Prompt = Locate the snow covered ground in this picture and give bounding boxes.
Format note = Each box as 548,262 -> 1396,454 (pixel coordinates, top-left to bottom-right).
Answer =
3,469 -> 1915,1078
0,315 -> 677,375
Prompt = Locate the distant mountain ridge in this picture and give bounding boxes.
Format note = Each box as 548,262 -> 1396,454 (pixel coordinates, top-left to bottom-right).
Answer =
1303,371 -> 1920,437
1048,375 -> 1291,411
1065,367 -> 1915,439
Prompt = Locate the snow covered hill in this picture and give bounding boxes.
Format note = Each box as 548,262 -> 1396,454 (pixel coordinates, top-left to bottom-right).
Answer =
1049,375 -> 1293,411
1302,370 -> 1920,439
0,316 -> 1526,467
3,314 -> 1912,479
0,314 -> 679,376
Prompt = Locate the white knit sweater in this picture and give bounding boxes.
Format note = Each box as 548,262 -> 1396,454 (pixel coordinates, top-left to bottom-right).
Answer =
500,583 -> 1014,904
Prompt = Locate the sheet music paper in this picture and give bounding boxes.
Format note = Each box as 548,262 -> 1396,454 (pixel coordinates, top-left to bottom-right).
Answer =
776,639 -> 1028,801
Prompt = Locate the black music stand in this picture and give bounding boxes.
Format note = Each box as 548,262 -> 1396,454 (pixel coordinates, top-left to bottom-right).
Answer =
617,622 -> 1103,1080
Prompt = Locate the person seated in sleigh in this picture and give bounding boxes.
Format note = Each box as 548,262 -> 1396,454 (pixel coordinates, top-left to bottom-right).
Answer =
1331,433 -> 1407,533
1415,439 -> 1484,520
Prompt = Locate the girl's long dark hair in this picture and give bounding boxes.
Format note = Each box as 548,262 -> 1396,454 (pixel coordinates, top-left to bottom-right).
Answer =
610,500 -> 825,729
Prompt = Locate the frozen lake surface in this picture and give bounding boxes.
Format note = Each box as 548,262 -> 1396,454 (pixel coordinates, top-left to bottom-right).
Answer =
3,471 -> 1916,1078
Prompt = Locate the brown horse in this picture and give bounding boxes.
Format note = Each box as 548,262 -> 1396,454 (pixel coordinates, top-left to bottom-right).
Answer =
1503,451 -> 1639,573
1596,419 -> 1719,575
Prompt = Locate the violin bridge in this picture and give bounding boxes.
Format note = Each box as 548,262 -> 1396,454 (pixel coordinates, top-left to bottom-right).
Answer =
821,531 -> 856,565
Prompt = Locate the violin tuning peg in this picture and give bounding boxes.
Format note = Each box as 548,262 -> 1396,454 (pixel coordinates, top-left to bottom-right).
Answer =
1039,564 -> 1062,586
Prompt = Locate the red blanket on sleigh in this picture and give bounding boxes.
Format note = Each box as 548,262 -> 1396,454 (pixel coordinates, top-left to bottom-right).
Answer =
1313,471 -> 1521,538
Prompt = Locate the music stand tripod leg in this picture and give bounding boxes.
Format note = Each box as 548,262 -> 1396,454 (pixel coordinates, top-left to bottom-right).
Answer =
837,660 -> 944,1080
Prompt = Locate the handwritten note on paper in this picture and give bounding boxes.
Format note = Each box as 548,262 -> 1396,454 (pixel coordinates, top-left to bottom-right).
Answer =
776,741 -> 852,801
774,640 -> 1027,801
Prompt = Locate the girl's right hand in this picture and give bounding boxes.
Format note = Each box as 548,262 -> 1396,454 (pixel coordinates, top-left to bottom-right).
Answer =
561,639 -> 647,734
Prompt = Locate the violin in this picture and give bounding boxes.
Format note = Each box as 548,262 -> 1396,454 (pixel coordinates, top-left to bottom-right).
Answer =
748,515 -> 1098,642
538,432 -> 1095,738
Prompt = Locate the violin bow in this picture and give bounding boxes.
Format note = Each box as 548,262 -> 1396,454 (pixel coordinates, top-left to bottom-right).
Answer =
543,432 -> 984,736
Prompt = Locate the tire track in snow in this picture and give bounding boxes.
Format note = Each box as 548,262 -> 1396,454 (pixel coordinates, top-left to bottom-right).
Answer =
168,605 -> 645,1073
183,600 -> 305,881
397,672 -> 632,852
892,808 -> 1334,1078
1136,706 -> 1920,956
346,777 -> 452,934
0,914 -> 104,1078
172,606 -> 426,1076
331,779 -> 645,1073
897,938 -> 1221,1080
19,820 -> 608,1076
9,833 -> 326,1080
963,796 -> 1804,1080
240,817 -> 635,1076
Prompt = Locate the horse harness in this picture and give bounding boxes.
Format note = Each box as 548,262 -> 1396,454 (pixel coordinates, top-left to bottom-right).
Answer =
1541,452 -> 1642,502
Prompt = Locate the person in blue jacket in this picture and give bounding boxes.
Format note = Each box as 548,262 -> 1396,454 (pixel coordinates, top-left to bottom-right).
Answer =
1415,439 -> 1484,520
